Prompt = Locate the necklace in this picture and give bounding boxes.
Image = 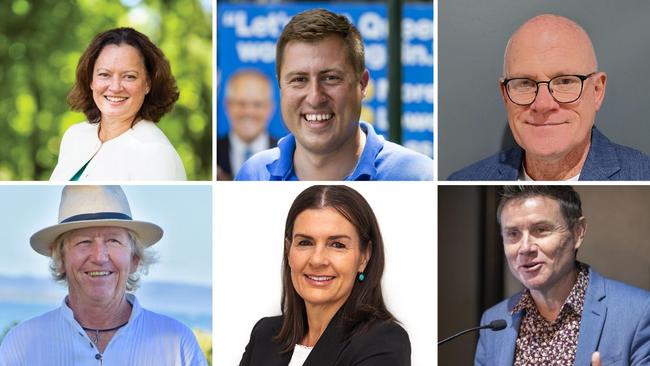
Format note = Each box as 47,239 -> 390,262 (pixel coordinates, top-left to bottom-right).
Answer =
82,321 -> 129,346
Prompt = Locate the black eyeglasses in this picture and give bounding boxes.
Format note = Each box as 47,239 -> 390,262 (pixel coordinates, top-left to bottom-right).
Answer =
502,72 -> 596,106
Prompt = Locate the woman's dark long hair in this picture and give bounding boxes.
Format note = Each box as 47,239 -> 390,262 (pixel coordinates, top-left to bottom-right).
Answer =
274,185 -> 395,354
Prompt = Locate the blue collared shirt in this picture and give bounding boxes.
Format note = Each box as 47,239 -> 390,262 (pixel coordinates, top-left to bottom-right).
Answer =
235,122 -> 433,181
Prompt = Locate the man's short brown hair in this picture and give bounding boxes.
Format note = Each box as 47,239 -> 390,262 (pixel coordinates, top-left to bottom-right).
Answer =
275,9 -> 365,81
497,185 -> 583,230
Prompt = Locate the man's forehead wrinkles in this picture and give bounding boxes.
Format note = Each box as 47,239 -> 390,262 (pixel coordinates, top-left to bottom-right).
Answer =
506,43 -> 593,75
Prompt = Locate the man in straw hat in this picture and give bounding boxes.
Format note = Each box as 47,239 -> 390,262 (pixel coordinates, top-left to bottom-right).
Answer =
0,185 -> 207,365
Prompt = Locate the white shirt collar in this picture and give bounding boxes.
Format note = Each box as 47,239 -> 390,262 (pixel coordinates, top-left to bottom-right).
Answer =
520,163 -> 580,181
61,293 -> 142,335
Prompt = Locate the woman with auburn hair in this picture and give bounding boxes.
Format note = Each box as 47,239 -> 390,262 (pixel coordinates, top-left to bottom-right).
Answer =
50,27 -> 186,181
240,185 -> 411,366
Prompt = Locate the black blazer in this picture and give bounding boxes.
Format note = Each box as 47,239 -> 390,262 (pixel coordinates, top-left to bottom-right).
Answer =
239,314 -> 411,366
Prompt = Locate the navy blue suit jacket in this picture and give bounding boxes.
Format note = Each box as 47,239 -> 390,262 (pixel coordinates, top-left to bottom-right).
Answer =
475,267 -> 650,365
449,127 -> 650,181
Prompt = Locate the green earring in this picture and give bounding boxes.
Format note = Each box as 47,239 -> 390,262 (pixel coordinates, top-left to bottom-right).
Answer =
358,272 -> 365,282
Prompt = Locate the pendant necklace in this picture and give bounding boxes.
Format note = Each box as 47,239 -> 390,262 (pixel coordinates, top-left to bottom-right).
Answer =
82,321 -> 129,346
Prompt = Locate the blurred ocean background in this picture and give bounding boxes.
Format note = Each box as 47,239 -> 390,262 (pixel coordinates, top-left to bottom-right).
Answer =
0,275 -> 211,333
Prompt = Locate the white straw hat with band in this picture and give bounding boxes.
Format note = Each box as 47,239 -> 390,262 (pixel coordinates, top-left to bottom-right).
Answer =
30,185 -> 163,256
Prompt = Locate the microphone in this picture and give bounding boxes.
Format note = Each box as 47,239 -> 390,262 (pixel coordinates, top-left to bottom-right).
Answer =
438,319 -> 507,346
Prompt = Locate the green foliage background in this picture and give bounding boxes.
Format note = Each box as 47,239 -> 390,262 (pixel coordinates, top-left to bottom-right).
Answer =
0,0 -> 212,180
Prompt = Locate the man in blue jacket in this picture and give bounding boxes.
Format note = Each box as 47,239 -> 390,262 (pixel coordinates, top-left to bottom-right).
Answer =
450,14 -> 650,181
235,9 -> 433,181
475,186 -> 650,365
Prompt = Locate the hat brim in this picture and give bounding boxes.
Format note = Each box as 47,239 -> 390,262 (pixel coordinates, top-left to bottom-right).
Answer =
30,219 -> 163,256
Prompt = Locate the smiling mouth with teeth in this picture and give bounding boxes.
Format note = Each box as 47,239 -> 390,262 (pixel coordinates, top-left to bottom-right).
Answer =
303,113 -> 333,122
87,271 -> 112,277
105,96 -> 128,103
305,274 -> 335,282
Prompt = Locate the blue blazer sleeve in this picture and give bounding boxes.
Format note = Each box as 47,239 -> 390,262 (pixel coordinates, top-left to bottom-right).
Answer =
631,299 -> 650,365
473,268 -> 650,365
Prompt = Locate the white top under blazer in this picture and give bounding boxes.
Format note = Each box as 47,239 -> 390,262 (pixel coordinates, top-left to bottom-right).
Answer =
50,120 -> 186,181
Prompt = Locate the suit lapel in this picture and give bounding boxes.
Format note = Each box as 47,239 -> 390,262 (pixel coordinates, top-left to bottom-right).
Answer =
497,297 -> 524,365
575,268 -> 607,365
261,318 -> 292,366
65,123 -> 102,180
497,147 -> 523,180
266,352 -> 291,366
303,312 -> 345,366
495,127 -> 622,180
579,127 -> 621,180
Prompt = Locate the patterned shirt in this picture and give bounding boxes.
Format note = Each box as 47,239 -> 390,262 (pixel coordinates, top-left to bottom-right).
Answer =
512,265 -> 589,366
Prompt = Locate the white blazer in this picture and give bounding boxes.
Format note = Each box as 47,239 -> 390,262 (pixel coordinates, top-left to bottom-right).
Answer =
50,120 -> 187,181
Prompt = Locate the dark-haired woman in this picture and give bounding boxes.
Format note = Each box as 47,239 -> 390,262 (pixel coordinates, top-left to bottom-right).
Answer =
51,27 -> 185,181
240,185 -> 411,366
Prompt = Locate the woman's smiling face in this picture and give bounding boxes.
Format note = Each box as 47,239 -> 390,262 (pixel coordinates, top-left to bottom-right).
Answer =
288,207 -> 369,313
90,44 -> 150,124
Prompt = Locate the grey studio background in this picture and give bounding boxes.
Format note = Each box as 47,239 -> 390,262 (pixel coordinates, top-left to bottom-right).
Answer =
439,1 -> 650,179
438,186 -> 650,365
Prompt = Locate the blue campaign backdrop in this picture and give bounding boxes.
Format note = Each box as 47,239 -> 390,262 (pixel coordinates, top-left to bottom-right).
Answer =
216,3 -> 434,158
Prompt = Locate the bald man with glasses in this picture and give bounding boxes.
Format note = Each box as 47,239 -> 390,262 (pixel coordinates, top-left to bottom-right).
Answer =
449,14 -> 650,181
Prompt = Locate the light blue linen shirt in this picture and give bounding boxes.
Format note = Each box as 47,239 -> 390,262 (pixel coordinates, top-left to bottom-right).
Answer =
0,293 -> 207,366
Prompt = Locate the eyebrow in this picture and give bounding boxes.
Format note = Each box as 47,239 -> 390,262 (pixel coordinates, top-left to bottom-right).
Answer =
502,220 -> 556,230
293,233 -> 352,241
94,67 -> 142,74
283,68 -> 345,79
319,68 -> 344,75
506,70 -> 588,80
282,71 -> 308,80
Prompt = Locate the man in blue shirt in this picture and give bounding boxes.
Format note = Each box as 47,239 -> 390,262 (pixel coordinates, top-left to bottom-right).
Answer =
235,9 -> 433,181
